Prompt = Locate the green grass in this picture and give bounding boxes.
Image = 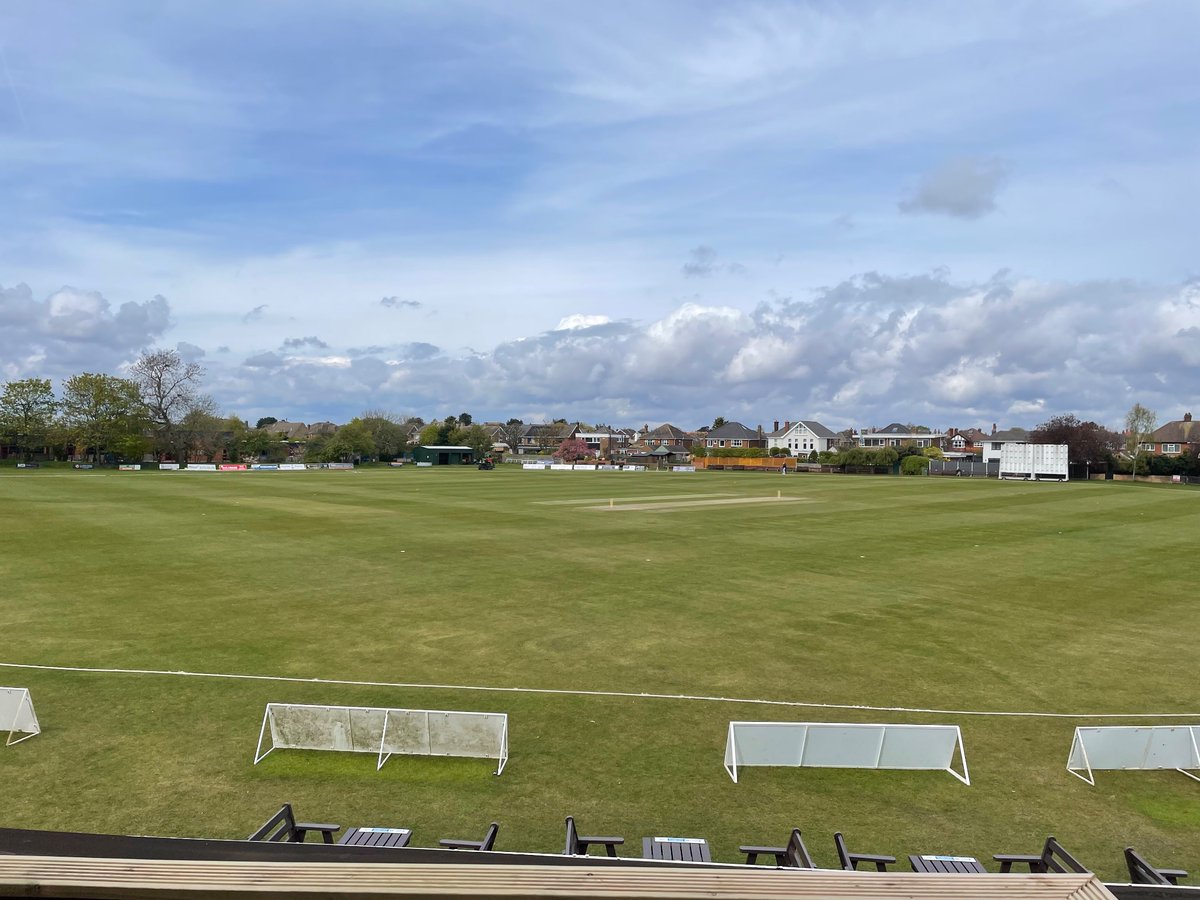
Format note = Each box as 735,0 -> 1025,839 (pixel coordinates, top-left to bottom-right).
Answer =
2,466 -> 1199,877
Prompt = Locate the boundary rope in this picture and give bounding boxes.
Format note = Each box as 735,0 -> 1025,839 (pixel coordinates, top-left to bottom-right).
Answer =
1,662 -> 1196,720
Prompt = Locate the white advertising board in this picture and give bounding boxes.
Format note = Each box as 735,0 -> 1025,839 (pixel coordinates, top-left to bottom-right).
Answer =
724,721 -> 969,784
185,464 -> 217,471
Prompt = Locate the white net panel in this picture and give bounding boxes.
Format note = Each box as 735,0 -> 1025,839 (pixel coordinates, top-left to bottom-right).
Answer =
725,722 -> 966,783
256,703 -> 508,773
267,704 -> 387,753
425,711 -> 507,760
1,687 -> 39,745
1068,726 -> 1200,784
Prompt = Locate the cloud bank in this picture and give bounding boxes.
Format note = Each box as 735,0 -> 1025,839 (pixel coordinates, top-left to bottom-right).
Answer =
7,271 -> 1189,431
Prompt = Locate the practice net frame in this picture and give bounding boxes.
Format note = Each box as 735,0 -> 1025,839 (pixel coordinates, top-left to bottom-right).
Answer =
724,721 -> 969,785
253,702 -> 509,774
1,687 -> 40,746
1067,725 -> 1200,785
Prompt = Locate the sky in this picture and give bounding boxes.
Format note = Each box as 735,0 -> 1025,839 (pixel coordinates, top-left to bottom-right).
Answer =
1,0 -> 1198,432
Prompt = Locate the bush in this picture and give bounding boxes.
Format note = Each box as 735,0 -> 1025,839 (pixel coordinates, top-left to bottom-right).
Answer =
901,455 -> 931,475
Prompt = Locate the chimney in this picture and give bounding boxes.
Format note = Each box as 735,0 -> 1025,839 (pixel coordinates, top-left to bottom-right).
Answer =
785,421 -> 791,430
757,424 -> 764,438
991,423 -> 997,435
773,420 -> 779,432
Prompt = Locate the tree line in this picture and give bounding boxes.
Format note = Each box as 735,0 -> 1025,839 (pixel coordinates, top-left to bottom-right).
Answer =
0,351 -> 424,465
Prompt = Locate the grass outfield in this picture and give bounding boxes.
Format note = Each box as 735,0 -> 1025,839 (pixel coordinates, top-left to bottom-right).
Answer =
1,466 -> 1199,876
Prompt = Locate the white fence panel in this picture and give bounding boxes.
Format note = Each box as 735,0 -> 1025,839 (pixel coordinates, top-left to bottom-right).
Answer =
256,703 -> 508,774
725,721 -> 968,784
1,687 -> 40,746
1067,726 -> 1200,785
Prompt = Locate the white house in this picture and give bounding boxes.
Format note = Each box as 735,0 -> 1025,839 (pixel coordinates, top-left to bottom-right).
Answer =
981,428 -> 1029,463
766,420 -> 837,455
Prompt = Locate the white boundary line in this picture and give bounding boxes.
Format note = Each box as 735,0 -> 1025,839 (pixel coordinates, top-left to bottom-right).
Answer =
2,661 -> 1199,720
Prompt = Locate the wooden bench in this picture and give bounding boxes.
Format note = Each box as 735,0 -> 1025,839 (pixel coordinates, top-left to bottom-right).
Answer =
248,804 -> 340,844
564,816 -> 624,857
834,832 -> 895,871
439,822 -> 499,851
740,829 -> 816,868
1124,847 -> 1188,885
994,836 -> 1088,873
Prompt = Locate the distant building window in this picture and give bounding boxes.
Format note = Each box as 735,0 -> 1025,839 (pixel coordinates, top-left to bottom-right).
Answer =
731,439 -> 743,448
992,442 -> 1003,451
719,440 -> 726,448
1163,443 -> 1180,453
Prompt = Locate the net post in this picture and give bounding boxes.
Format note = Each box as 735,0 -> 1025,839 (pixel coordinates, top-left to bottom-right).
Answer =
253,704 -> 275,764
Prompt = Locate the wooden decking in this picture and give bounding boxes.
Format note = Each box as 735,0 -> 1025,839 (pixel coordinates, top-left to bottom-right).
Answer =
0,855 -> 1121,900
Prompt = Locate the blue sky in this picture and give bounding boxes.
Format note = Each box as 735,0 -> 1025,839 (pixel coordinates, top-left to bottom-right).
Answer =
1,1 -> 1198,430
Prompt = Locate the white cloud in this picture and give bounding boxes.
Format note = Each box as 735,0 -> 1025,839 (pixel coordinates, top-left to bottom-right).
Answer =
555,314 -> 611,331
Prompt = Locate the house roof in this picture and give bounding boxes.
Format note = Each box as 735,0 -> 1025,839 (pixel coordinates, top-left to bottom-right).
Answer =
644,423 -> 690,442
989,428 -> 1029,442
707,421 -> 760,440
1151,414 -> 1198,444
520,423 -> 575,440
799,420 -> 835,438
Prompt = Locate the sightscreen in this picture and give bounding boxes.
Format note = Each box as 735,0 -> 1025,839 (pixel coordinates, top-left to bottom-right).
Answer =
724,721 -> 968,784
255,703 -> 508,774
1067,726 -> 1200,785
1,687 -> 40,746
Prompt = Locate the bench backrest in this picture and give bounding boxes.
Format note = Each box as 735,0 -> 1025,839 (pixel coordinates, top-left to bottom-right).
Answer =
1043,837 -> 1089,874
833,832 -> 854,870
478,822 -> 499,852
1125,848 -> 1173,885
248,804 -> 296,842
785,829 -> 817,869
564,816 -> 579,855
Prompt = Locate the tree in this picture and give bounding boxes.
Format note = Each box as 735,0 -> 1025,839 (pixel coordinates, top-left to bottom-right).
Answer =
459,423 -> 494,460
1031,414 -> 1121,465
255,416 -> 278,429
179,401 -> 225,462
458,412 -> 473,426
355,411 -> 408,459
712,416 -> 727,430
314,421 -> 374,463
554,438 -> 592,462
240,427 -> 275,462
418,423 -> 442,446
130,349 -> 207,462
1125,403 -> 1157,480
59,373 -> 147,463
498,419 -> 525,455
0,378 -> 58,461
